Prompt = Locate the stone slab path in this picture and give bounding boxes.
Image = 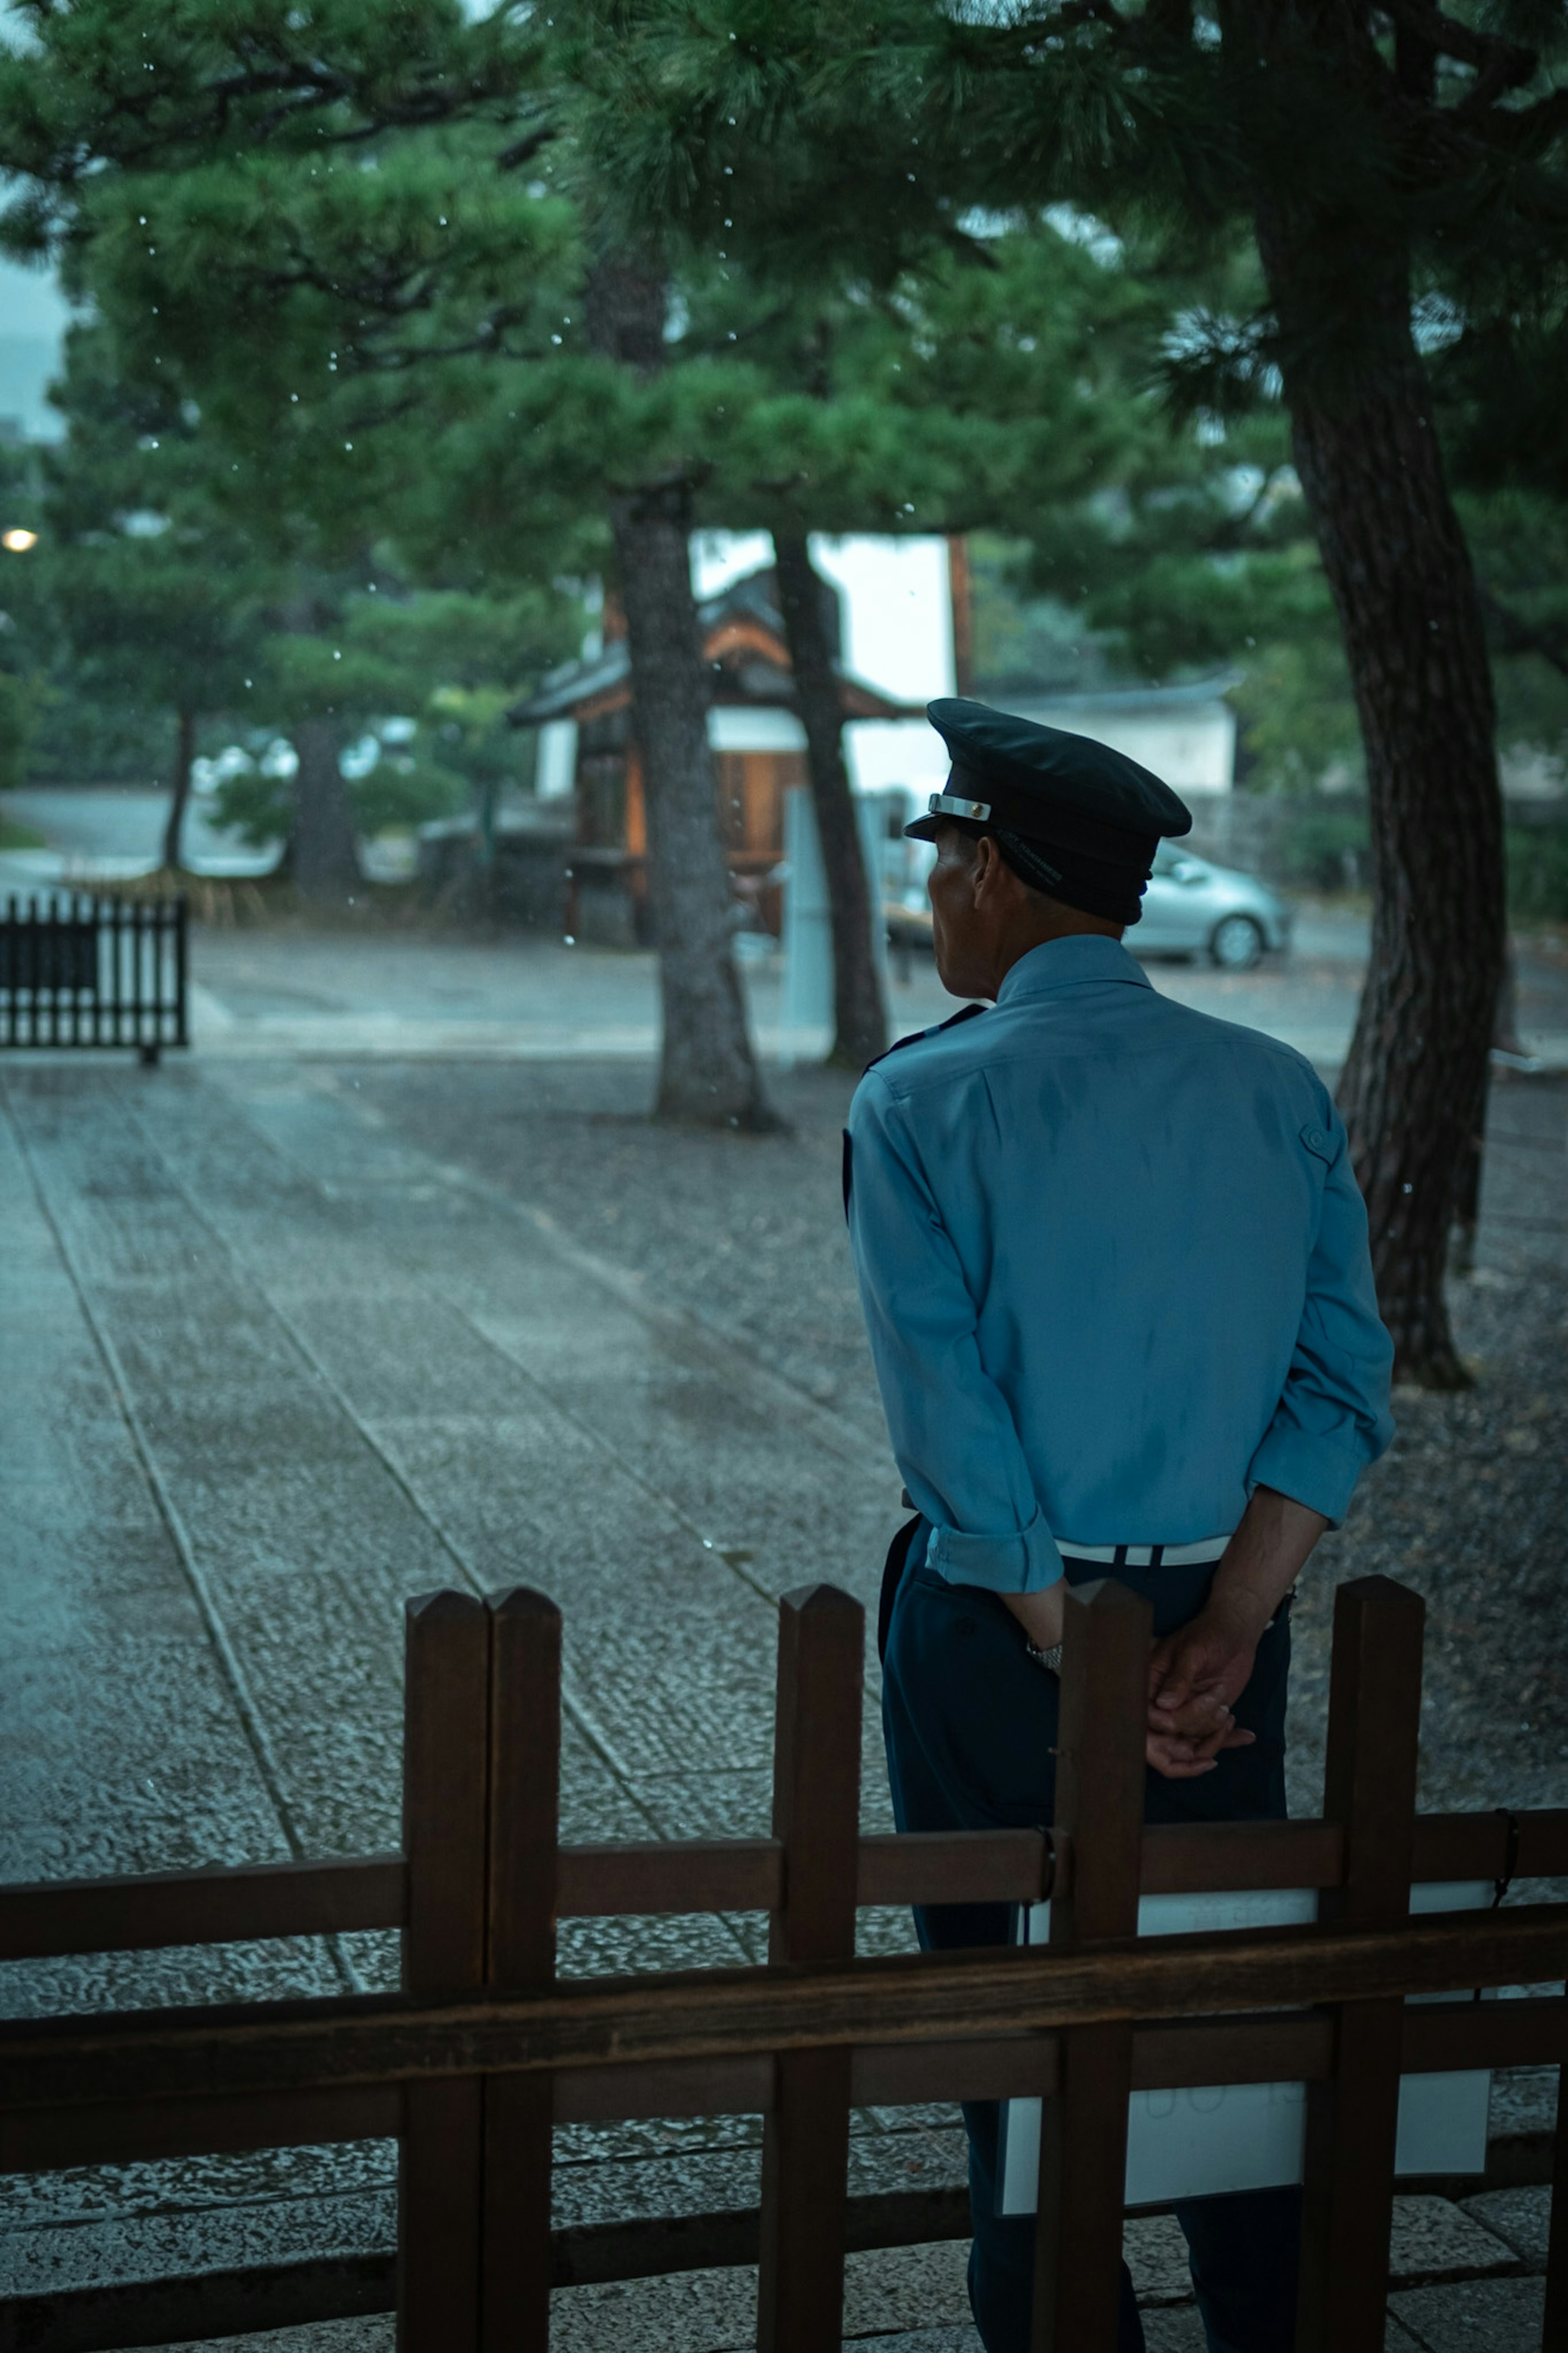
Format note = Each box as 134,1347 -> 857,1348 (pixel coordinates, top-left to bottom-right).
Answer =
0,1056 -> 1559,2350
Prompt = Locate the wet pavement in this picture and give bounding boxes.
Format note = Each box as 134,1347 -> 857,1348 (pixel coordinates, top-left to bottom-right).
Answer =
2,785 -> 279,883
1,983 -> 1564,2346
0,1053 -> 934,2343
179,913 -> 1568,1071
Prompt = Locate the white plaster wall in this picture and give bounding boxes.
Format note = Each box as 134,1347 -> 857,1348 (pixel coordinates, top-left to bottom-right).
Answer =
708,707 -> 808,752
535,720 -> 579,798
808,535 -> 955,705
1002,702 -> 1237,795
690,529 -> 955,709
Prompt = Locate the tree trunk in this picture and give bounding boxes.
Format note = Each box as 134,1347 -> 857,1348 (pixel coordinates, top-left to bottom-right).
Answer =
587,254 -> 774,1128
161,706 -> 197,874
773,531 -> 888,1070
292,714 -> 361,904
1254,218 -> 1504,1387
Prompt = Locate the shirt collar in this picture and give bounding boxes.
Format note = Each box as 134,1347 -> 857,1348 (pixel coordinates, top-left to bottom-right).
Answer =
994,934 -> 1154,1006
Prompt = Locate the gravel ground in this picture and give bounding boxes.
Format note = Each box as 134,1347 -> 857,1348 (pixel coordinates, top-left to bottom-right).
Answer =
347,1057 -> 1568,1824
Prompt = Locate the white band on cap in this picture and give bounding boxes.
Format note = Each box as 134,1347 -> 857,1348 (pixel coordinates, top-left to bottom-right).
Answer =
928,791 -> 992,823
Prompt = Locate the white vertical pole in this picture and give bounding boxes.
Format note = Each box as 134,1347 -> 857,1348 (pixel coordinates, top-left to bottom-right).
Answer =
780,786 -> 833,1066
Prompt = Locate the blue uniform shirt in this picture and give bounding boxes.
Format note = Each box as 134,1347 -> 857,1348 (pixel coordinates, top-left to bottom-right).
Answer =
846,935 -> 1394,1594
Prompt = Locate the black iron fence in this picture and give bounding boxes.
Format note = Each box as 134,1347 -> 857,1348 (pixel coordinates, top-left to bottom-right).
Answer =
0,893 -> 187,1063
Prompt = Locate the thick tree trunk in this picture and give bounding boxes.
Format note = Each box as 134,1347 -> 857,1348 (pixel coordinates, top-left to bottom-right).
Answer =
161,706 -> 196,874
292,714 -> 361,904
588,254 -> 773,1128
773,531 -> 888,1070
1255,221 -> 1503,1386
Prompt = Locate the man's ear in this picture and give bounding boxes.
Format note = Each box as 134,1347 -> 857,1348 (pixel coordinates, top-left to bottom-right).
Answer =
971,834 -> 1007,902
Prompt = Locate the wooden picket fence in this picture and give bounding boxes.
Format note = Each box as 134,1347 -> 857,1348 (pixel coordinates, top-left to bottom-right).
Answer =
2,1572 -> 1567,2353
0,891 -> 187,1062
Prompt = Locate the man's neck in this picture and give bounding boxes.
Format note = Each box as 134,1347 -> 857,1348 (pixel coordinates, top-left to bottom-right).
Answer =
988,910 -> 1124,997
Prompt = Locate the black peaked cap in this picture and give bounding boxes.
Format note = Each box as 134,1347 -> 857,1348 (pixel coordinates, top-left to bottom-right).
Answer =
907,698 -> 1193,862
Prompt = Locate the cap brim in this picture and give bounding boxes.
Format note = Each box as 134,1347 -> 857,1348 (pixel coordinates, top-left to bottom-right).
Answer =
903,814 -> 942,842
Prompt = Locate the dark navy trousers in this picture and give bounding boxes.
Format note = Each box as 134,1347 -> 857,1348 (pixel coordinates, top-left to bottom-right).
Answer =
881,1525 -> 1302,2353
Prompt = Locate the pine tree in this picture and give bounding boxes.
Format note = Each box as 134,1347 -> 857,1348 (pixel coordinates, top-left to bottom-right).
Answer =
0,3 -> 776,1122
31,324 -> 274,870
659,223 -> 1166,1069
586,0 -> 1568,1385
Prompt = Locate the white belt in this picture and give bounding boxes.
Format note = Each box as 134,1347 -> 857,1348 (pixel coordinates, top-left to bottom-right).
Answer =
1056,1535 -> 1233,1569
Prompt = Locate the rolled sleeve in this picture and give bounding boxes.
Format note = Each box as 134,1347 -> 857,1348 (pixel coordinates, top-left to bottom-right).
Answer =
925,1507 -> 1065,1595
1245,1099 -> 1395,1526
847,1071 -> 1061,1596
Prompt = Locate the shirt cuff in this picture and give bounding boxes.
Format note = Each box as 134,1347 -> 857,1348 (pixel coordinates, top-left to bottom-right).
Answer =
1247,1424 -> 1369,1529
924,1508 -> 1064,1595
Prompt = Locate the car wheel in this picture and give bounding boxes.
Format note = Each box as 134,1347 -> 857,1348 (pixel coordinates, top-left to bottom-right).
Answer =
1210,914 -> 1264,971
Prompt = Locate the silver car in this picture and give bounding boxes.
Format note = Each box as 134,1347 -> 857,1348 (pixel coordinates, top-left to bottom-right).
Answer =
1134,843 -> 1291,970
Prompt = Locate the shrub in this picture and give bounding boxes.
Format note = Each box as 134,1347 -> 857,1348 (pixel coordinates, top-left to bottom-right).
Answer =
1506,825 -> 1568,923
0,671 -> 33,794
1273,803 -> 1371,893
212,743 -> 468,846
351,756 -> 467,839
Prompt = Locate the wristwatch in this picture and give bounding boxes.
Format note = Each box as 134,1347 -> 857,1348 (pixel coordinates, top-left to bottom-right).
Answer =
1026,1640 -> 1064,1676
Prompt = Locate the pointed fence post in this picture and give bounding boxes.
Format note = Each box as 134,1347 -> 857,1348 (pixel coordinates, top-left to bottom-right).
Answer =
1544,2067 -> 1568,2353
1031,1577 -> 1150,2353
482,1588 -> 562,2353
399,1590 -> 491,2353
1296,1575 -> 1425,2353
756,1584 -> 864,2353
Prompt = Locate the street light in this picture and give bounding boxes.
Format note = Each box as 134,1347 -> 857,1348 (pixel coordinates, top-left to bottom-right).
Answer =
2,528 -> 38,552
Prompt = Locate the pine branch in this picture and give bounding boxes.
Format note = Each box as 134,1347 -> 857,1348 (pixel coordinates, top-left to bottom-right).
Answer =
941,221 -> 1004,272
1477,80 -> 1568,150
1374,0 -> 1538,116
345,323 -> 553,370
497,120 -> 558,173
1481,583 -> 1568,679
680,301 -> 795,359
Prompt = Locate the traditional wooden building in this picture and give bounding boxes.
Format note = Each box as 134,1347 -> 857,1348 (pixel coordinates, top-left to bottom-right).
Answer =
507,567 -> 915,940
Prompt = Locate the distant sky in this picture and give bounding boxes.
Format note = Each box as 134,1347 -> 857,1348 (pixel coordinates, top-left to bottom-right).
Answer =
691,528 -> 956,804
0,205 -> 71,438
0,252 -> 69,339
692,529 -> 955,707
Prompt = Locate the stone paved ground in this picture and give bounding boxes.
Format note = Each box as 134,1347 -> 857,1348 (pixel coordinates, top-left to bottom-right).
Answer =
1,969 -> 1564,2347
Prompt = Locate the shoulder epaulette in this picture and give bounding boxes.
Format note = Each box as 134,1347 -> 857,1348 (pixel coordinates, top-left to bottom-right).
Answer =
862,1000 -> 987,1076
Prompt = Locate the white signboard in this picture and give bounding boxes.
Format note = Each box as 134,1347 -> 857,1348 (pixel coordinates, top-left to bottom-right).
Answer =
998,1882 -> 1494,2214
779,787 -> 889,1052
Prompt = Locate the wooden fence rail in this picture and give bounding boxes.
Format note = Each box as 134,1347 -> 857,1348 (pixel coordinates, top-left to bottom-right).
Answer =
1,1572 -> 1566,2353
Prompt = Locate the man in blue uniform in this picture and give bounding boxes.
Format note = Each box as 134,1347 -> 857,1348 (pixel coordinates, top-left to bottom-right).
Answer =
846,700 -> 1394,2353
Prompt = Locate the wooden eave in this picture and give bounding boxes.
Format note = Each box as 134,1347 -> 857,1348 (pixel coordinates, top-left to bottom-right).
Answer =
573,683 -> 633,727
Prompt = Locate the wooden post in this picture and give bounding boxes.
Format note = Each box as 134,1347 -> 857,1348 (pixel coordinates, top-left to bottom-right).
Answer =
756,1584 -> 864,2353
1542,2059 -> 1568,2352
399,1590 -> 491,2353
482,1588 -> 562,2353
1296,1575 -> 1425,2353
1031,1578 -> 1152,2353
